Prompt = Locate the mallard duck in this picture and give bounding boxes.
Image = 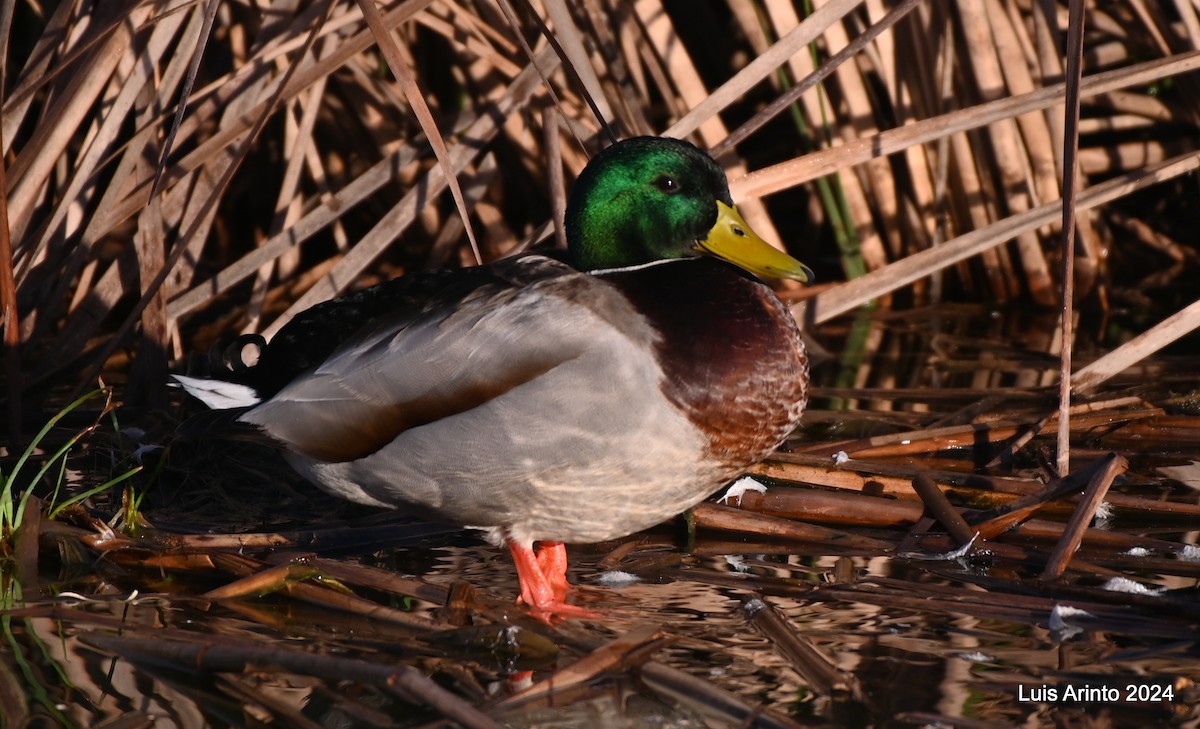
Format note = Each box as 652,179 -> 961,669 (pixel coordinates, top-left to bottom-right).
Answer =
176,136 -> 812,619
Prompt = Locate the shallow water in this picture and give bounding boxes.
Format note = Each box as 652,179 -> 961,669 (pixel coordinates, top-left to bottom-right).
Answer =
6,528 -> 1195,728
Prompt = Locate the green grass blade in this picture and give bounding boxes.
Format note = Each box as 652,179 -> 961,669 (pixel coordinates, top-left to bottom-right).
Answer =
48,466 -> 143,520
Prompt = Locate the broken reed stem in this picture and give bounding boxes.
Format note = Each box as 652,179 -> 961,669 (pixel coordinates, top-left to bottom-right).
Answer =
742,597 -> 863,699
204,552 -> 443,629
499,626 -> 666,708
202,560 -> 323,599
1041,453 -> 1127,580
1057,0 -> 1087,477
911,473 -> 976,547
968,459 -> 1104,540
300,556 -> 450,605
692,501 -> 894,551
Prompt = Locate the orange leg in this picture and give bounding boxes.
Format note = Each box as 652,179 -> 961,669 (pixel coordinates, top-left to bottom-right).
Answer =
535,541 -> 570,603
506,539 -> 598,621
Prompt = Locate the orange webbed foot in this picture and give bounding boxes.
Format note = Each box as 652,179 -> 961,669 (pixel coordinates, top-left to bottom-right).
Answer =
507,539 -> 600,622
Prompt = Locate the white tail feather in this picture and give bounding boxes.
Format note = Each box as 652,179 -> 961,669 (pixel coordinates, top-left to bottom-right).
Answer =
172,375 -> 261,409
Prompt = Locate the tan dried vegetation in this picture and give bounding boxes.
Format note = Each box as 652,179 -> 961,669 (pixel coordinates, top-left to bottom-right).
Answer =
1,0 -> 1198,426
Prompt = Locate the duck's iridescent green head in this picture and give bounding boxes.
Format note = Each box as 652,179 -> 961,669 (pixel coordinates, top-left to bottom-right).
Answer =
565,137 -> 813,282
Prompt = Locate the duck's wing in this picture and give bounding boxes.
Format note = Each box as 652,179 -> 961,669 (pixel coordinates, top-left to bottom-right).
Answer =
237,256 -> 635,463
227,255 -> 564,399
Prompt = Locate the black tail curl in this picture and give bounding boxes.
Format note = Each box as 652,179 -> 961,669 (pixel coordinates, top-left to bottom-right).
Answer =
184,333 -> 267,382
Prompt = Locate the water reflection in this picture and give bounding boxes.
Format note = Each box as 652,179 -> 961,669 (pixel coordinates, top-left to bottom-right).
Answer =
3,514 -> 1197,727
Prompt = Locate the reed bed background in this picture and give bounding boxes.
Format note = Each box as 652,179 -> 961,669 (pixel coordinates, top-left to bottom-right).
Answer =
1,0 -> 1198,428
4,1 -> 1200,725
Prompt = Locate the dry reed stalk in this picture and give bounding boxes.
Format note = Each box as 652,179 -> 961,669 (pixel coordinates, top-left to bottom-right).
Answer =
692,501 -> 894,550
795,403 -> 1160,460
202,559 -> 324,599
1055,0 -> 1087,477
753,450 -> 1200,520
969,454 -> 1117,538
910,471 -> 976,546
1073,298 -> 1200,394
301,555 -> 450,604
205,551 -> 443,629
1039,453 -> 1126,580
498,625 -> 666,707
78,6 -> 335,396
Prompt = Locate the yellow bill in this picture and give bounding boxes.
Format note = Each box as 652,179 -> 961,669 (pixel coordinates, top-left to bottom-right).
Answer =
696,201 -> 813,283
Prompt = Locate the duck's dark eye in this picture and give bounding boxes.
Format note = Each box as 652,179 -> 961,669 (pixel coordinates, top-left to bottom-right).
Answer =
654,175 -> 680,193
